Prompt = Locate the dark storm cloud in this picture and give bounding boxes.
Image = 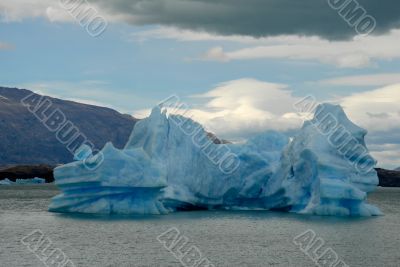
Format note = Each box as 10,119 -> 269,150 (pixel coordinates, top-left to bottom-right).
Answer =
93,0 -> 400,39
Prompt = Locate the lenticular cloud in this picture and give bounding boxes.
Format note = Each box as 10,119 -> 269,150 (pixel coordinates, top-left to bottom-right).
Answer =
49,103 -> 381,217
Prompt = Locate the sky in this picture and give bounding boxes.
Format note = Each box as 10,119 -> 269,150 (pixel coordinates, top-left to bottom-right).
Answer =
0,0 -> 400,168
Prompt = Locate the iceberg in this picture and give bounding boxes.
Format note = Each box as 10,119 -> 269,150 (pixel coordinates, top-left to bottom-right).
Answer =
49,103 -> 381,216
0,178 -> 13,185
0,177 -> 46,185
15,177 -> 46,184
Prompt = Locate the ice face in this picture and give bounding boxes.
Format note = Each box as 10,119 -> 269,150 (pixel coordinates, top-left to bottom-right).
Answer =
49,104 -> 381,216
264,104 -> 381,216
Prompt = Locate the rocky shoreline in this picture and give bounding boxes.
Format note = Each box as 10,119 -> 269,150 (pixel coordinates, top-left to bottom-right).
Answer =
1,164 -> 400,187
376,168 -> 400,187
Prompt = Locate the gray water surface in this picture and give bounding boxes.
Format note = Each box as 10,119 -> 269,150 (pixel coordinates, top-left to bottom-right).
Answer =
0,185 -> 399,267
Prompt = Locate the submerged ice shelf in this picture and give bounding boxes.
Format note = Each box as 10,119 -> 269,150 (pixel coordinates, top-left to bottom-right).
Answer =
49,104 -> 381,216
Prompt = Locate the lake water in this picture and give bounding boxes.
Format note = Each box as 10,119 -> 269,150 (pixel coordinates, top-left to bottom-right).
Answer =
0,185 -> 399,267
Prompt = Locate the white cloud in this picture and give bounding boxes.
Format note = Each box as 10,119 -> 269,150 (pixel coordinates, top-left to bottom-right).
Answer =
15,78 -> 399,168
0,42 -> 13,50
341,83 -> 400,132
135,79 -> 304,140
129,26 -> 276,44
19,81 -> 116,108
318,73 -> 400,87
15,80 -> 151,115
131,26 -> 400,68
132,79 -> 400,167
0,1 -> 56,22
199,30 -> 400,68
2,0 -> 400,69
201,46 -> 229,62
336,83 -> 400,168
368,144 -> 400,170
132,26 -> 382,47
134,80 -> 400,140
45,6 -> 74,22
0,0 -> 107,23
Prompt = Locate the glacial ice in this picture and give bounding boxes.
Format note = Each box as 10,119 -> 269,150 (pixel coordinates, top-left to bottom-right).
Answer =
0,178 -> 13,185
49,103 -> 381,216
0,177 -> 46,185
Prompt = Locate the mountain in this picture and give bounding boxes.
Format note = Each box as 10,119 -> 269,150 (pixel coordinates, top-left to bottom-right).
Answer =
0,164 -> 54,183
376,168 -> 400,187
0,87 -> 138,165
395,167 -> 400,171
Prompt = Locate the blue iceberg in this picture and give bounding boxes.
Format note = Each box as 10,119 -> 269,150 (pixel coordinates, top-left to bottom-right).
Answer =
0,177 -> 46,185
49,103 -> 381,216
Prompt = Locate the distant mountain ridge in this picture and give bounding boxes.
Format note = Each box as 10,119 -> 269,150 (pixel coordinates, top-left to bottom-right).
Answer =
395,167 -> 400,171
376,168 -> 400,187
0,87 -> 138,165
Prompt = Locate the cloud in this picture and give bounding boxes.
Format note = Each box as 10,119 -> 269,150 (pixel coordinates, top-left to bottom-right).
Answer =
93,0 -> 400,40
0,0 -> 58,22
196,81 -> 400,167
131,26 -> 400,68
366,112 -> 390,119
18,78 -> 397,168
0,42 -> 14,50
336,83 -> 400,167
0,0 -> 99,22
134,80 -> 400,140
135,78 -> 305,140
318,73 -> 400,86
15,80 -> 151,114
341,83 -> 400,131
202,46 -> 229,62
367,143 -> 400,169
199,29 -> 400,68
133,79 -> 400,167
2,0 -> 400,39
129,26 -> 270,44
